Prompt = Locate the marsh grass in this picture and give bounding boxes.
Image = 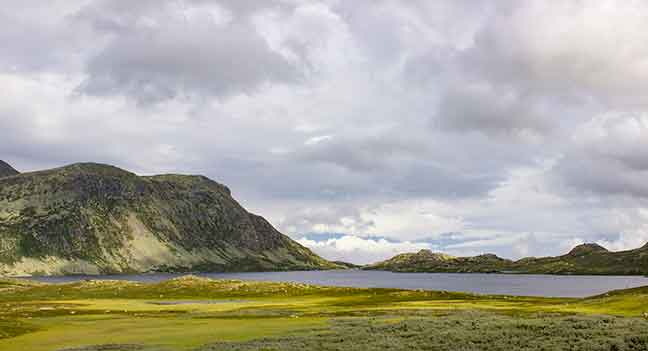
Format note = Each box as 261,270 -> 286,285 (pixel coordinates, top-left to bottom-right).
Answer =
0,276 -> 647,351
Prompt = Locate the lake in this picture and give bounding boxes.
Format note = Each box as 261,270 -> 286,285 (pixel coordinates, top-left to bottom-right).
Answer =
25,270 -> 648,298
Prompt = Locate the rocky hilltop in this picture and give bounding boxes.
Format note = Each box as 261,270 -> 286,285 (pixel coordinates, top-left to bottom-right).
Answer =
510,243 -> 648,275
365,249 -> 513,273
0,161 -> 338,276
0,161 -> 19,178
366,243 -> 648,275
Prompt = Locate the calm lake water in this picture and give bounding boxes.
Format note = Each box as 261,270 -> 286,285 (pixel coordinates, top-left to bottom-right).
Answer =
26,270 -> 648,298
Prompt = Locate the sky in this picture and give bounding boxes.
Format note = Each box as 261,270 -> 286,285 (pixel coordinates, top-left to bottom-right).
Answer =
2,0 -> 648,264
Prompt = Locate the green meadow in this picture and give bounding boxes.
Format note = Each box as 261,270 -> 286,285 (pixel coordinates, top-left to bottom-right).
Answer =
0,276 -> 647,351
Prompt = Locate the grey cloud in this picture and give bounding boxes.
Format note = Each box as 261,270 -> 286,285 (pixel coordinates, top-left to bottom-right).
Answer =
387,161 -> 497,199
550,113 -> 648,199
200,156 -> 374,202
554,155 -> 648,199
295,134 -> 429,172
0,105 -> 162,173
76,1 -> 301,103
435,84 -> 554,136
188,128 -> 512,204
0,2 -> 90,73
214,0 -> 288,15
399,1 -> 648,138
457,1 -> 648,108
284,130 -> 532,200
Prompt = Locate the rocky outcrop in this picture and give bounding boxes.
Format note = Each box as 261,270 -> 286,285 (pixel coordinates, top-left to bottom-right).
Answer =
0,162 -> 339,276
0,161 -> 19,178
365,249 -> 512,273
566,243 -> 609,257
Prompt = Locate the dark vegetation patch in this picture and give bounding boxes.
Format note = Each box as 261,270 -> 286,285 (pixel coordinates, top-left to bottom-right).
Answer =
0,318 -> 38,339
205,313 -> 648,351
60,345 -> 167,351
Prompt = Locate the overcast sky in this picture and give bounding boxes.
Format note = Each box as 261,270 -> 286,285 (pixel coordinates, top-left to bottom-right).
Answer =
2,0 -> 648,264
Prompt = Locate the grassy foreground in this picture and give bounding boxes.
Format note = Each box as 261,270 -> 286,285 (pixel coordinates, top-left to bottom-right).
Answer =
0,276 -> 647,351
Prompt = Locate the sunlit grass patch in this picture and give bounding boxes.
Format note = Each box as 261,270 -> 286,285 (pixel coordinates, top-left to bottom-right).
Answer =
0,315 -> 327,351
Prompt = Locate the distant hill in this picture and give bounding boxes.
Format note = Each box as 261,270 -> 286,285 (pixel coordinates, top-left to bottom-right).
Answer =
365,243 -> 648,275
331,260 -> 362,269
0,160 -> 19,178
511,243 -> 648,275
365,250 -> 513,273
0,161 -> 340,276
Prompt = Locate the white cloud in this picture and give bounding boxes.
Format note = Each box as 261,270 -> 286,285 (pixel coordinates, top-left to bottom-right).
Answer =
297,235 -> 433,265
304,135 -> 333,146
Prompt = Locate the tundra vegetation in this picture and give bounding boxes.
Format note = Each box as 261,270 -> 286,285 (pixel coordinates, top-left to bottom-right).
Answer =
0,276 -> 647,351
366,243 -> 648,275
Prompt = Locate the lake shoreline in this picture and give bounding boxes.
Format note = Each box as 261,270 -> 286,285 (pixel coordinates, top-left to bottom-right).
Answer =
13,270 -> 648,298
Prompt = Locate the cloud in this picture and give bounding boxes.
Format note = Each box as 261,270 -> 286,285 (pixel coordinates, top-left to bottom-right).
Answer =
0,1 -> 93,73
553,112 -> 648,198
296,235 -> 434,265
435,83 -> 554,137
458,1 -> 648,107
295,133 -> 428,172
279,205 -> 377,236
76,0 -> 301,103
4,0 -> 648,263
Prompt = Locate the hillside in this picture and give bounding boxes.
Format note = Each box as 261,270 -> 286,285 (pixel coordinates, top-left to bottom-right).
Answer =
512,243 -> 648,275
0,161 -> 19,178
365,249 -> 514,273
0,161 -> 338,276
366,243 -> 648,275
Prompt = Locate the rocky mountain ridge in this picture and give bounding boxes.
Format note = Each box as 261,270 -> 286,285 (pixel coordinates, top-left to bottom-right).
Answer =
0,161 -> 339,276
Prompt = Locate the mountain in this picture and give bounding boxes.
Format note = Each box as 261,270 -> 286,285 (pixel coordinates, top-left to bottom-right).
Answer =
365,243 -> 648,275
365,250 -> 513,273
0,162 -> 339,276
0,160 -> 19,178
512,243 -> 648,275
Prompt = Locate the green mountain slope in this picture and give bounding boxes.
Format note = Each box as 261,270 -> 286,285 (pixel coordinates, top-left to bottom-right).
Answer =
512,243 -> 648,275
365,243 -> 648,275
0,161 -> 338,276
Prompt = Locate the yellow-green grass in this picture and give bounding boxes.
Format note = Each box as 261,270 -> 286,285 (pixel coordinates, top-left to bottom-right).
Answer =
0,315 -> 326,351
0,276 -> 646,351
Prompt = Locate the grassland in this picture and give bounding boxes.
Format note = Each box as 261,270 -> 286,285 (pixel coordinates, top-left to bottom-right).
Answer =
0,276 -> 647,351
